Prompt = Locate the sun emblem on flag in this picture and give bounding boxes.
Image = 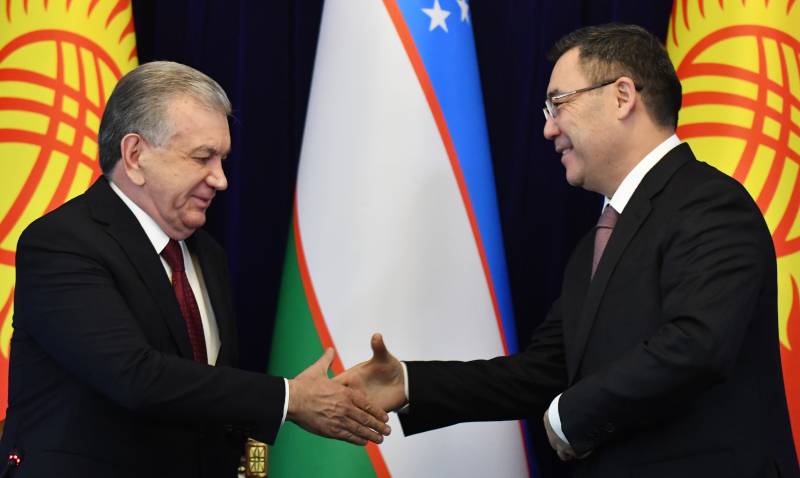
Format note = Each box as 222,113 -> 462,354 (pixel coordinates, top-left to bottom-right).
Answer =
0,0 -> 137,402
667,0 -> 800,451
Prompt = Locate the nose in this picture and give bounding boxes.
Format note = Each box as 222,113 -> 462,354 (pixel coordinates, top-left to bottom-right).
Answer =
543,115 -> 560,141
207,158 -> 228,191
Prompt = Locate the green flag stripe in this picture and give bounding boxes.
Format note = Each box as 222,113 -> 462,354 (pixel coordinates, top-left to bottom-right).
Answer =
267,228 -> 377,477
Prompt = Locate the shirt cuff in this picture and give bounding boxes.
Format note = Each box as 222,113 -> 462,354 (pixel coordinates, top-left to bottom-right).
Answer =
401,362 -> 410,401
281,378 -> 289,427
548,393 -> 570,445
395,361 -> 411,414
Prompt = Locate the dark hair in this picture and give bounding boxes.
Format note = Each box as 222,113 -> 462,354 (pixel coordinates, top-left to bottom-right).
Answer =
548,23 -> 681,129
98,61 -> 232,176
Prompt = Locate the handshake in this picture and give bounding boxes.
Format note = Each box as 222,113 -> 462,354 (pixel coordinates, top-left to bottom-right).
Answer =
286,334 -> 405,446
287,333 -> 579,461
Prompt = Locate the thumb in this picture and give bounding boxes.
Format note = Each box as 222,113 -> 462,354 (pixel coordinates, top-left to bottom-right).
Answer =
312,347 -> 335,375
370,333 -> 390,362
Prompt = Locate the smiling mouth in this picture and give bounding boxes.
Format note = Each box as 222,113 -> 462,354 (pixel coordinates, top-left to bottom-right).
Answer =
192,196 -> 213,208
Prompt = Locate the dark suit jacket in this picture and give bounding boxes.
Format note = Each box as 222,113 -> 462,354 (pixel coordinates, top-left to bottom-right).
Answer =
1,178 -> 285,478
400,144 -> 799,478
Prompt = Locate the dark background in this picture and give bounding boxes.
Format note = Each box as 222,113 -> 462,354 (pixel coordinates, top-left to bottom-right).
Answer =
131,1 -> 674,476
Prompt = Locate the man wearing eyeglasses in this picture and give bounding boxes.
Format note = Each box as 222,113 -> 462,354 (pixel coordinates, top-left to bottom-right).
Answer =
337,23 -> 798,477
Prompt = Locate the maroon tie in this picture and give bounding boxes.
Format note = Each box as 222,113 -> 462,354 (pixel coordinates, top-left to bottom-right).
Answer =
161,239 -> 208,363
592,205 -> 619,278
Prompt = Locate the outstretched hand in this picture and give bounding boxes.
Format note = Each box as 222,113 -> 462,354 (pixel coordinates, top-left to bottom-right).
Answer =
335,333 -> 407,412
287,348 -> 390,446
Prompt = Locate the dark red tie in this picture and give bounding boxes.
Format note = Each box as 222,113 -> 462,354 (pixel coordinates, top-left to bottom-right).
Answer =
161,239 -> 208,363
592,205 -> 619,278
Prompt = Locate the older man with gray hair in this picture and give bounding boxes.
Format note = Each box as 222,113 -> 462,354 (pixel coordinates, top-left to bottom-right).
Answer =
1,61 -> 389,478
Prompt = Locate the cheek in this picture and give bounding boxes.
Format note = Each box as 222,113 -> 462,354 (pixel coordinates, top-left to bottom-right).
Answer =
567,156 -> 585,176
179,172 -> 206,196
565,122 -> 581,144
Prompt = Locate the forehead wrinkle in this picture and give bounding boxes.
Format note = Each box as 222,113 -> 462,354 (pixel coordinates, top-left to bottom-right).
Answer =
167,125 -> 229,153
193,143 -> 232,159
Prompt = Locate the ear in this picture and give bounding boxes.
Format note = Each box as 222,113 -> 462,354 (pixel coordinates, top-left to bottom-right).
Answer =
614,76 -> 638,120
120,133 -> 146,186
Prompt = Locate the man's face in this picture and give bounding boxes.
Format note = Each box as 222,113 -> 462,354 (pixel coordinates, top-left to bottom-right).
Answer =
137,95 -> 230,239
543,48 -> 612,193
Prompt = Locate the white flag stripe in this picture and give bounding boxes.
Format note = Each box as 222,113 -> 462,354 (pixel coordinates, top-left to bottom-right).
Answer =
296,0 -> 529,476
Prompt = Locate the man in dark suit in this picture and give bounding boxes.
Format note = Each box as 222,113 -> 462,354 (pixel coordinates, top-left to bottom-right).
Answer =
337,24 -> 799,477
2,61 -> 389,477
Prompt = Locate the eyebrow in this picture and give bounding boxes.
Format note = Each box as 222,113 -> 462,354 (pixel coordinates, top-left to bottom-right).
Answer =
546,88 -> 564,98
189,146 -> 229,158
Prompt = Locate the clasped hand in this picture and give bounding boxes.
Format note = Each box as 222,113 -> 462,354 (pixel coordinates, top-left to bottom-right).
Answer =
287,348 -> 391,445
334,334 -> 407,413
332,333 -> 597,463
543,408 -> 592,461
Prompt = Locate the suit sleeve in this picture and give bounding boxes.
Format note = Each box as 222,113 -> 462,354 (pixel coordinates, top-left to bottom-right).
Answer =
400,296 -> 568,435
14,219 -> 285,444
558,176 -> 774,454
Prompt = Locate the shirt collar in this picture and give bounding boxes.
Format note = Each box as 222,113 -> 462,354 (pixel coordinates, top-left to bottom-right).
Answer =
606,134 -> 681,213
109,181 -> 171,254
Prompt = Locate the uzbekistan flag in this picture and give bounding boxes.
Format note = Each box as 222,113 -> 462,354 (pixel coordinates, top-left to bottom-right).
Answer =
267,0 -> 531,476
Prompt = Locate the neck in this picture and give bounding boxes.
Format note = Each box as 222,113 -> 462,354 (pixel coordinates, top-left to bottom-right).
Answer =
110,166 -> 147,211
109,167 -> 193,241
599,124 -> 674,198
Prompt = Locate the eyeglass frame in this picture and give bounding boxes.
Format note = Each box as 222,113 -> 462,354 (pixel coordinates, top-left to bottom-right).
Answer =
542,78 -> 643,120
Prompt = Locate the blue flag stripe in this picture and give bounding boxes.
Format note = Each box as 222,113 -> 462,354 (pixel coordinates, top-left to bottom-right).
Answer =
393,0 -> 518,353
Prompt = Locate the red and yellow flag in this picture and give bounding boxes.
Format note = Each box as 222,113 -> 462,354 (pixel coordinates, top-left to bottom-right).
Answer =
668,0 -> 800,459
0,0 -> 138,418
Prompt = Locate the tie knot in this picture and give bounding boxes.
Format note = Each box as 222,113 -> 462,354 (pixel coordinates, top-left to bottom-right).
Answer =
161,239 -> 185,273
597,205 -> 619,229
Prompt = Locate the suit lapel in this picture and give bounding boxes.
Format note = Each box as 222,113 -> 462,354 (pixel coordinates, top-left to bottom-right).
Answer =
567,197 -> 651,382
187,232 -> 236,366
567,143 -> 695,383
86,178 -> 195,360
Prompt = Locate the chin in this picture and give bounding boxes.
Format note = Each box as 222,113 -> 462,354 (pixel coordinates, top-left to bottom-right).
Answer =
182,213 -> 207,231
564,173 -> 583,188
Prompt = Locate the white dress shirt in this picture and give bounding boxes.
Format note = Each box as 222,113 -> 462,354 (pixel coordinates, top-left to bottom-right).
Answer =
548,134 -> 681,445
110,181 -> 221,365
109,181 -> 289,425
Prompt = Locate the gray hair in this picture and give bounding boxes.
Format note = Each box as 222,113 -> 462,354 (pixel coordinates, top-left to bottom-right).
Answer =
98,61 -> 232,176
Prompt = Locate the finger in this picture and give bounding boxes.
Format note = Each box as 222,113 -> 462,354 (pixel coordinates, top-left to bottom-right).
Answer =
351,390 -> 390,425
558,445 -> 577,461
338,429 -> 368,446
370,333 -> 390,362
556,444 -> 576,461
313,348 -> 335,374
341,416 -> 385,444
348,402 -> 392,435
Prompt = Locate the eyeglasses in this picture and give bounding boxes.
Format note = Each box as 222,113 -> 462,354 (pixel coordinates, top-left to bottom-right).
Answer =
543,78 -> 642,120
